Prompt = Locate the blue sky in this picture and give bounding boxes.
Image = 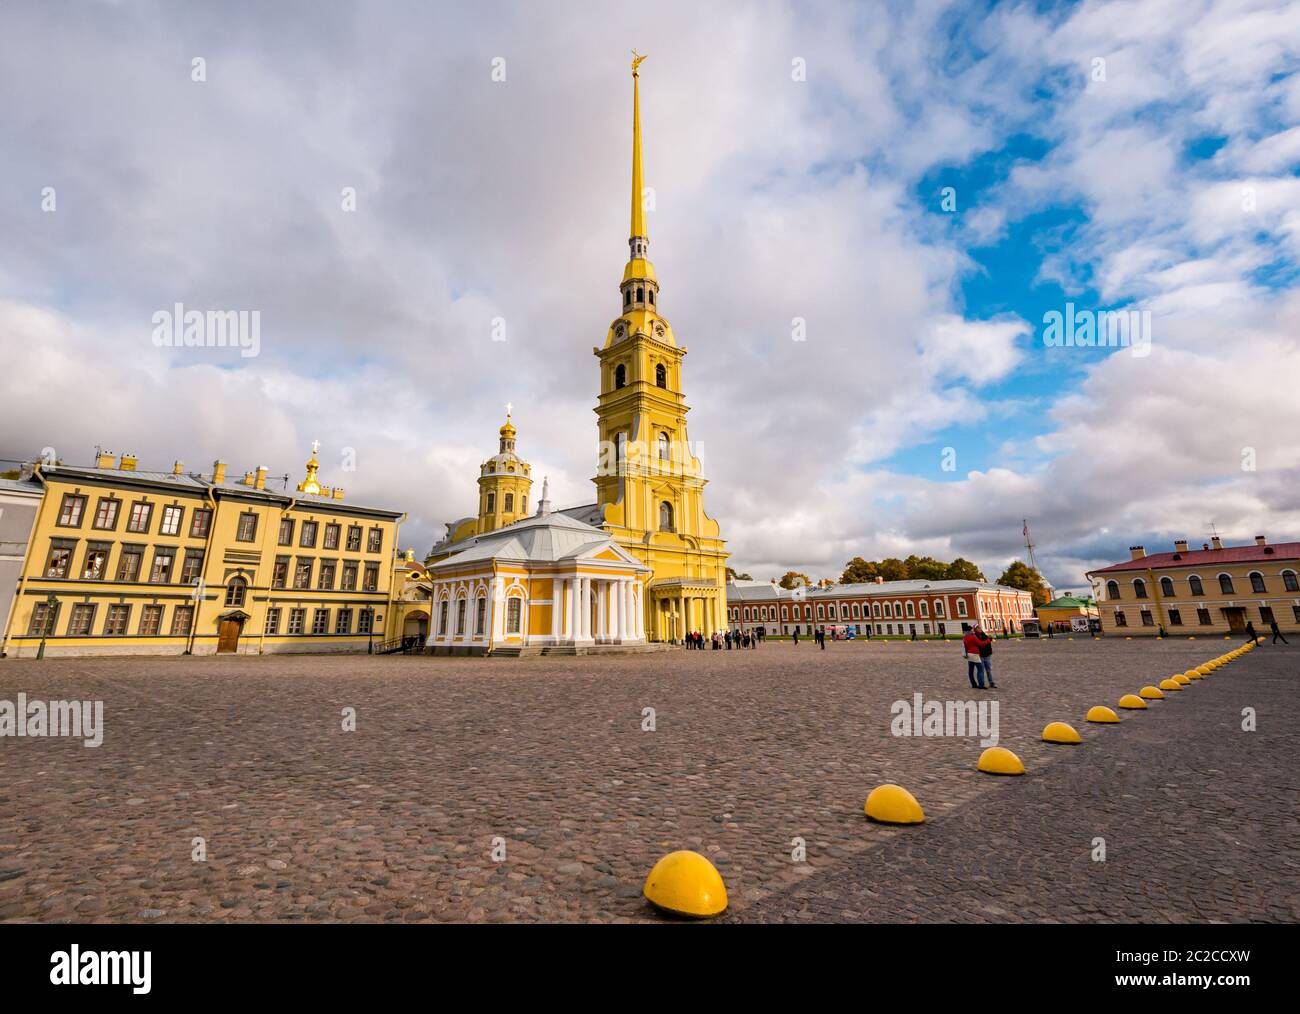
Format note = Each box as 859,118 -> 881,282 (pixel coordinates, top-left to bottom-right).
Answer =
1,0 -> 1298,590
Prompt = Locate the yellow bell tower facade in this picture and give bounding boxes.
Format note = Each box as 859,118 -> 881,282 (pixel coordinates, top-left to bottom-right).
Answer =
591,53 -> 729,641
477,408 -> 533,533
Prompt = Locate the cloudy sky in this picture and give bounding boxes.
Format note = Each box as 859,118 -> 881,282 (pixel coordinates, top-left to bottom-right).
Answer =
2,0 -> 1298,590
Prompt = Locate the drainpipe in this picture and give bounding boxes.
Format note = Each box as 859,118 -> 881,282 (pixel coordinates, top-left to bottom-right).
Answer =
186,484 -> 221,655
1,462 -> 54,658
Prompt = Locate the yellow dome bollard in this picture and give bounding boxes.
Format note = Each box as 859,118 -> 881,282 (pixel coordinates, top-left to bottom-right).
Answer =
1087,705 -> 1120,723
1183,669 -> 1203,680
1172,674 -> 1191,685
864,783 -> 925,825
1139,685 -> 1165,700
1158,679 -> 1182,692
643,850 -> 728,918
1043,721 -> 1082,744
977,746 -> 1025,775
1194,665 -> 1211,676
1118,694 -> 1148,710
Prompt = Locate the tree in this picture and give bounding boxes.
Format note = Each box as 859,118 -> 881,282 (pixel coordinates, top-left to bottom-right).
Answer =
877,558 -> 908,581
904,555 -> 950,581
997,560 -> 1051,606
945,557 -> 986,582
726,567 -> 752,581
778,570 -> 811,590
840,557 -> 880,584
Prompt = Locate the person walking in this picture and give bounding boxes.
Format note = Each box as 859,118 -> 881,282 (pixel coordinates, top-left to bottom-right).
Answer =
792,628 -> 799,646
1245,620 -> 1258,644
1270,619 -> 1288,644
975,623 -> 997,688
962,625 -> 984,689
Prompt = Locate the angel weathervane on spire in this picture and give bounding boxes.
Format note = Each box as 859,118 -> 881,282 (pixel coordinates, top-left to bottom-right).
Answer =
631,49 -> 647,76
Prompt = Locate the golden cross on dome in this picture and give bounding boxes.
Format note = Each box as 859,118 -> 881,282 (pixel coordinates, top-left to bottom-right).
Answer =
505,401 -> 513,420
310,439 -> 320,456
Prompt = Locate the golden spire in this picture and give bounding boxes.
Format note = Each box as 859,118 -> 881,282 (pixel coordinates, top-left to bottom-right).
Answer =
630,50 -> 647,242
296,439 -> 323,495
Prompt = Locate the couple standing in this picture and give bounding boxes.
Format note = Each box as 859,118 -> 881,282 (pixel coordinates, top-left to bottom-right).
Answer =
963,624 -> 997,689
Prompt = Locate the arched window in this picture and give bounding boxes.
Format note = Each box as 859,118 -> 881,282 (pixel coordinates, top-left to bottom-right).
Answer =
1160,576 -> 1175,597
614,364 -> 626,389
615,432 -> 626,463
1218,574 -> 1234,594
636,286 -> 644,302
920,601 -> 929,617
1106,580 -> 1120,599
1132,578 -> 1147,599
224,577 -> 247,608
852,603 -> 860,618
624,289 -> 631,306
655,364 -> 667,388
658,500 -> 674,531
648,289 -> 655,305
1284,570 -> 1299,592
1248,571 -> 1266,594
658,433 -> 670,461
1188,575 -> 1204,596
882,602 -> 892,618
873,603 -> 881,617
935,599 -> 945,616
816,605 -> 824,619
486,492 -> 495,513
905,601 -> 915,617
521,496 -> 527,514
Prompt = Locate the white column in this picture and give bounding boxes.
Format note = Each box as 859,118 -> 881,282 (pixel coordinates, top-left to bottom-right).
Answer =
550,577 -> 561,640
597,580 -> 607,641
617,579 -> 629,640
634,584 -> 644,639
566,578 -> 577,641
579,576 -> 592,640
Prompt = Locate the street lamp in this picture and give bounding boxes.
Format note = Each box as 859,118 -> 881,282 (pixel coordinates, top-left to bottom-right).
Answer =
36,592 -> 57,660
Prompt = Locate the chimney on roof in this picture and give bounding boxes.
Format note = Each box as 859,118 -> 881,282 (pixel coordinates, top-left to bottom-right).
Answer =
172,460 -> 184,476
212,460 -> 227,484
1174,539 -> 1188,553
331,488 -> 344,501
96,450 -> 116,469
1211,536 -> 1223,550
119,453 -> 137,471
241,470 -> 256,485
1255,534 -> 1266,546
255,465 -> 268,490
1129,545 -> 1145,560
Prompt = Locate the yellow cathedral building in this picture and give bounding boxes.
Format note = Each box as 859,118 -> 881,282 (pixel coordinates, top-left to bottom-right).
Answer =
424,54 -> 729,653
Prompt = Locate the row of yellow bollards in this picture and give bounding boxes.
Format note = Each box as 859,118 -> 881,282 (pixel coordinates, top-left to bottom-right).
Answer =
642,638 -> 1263,917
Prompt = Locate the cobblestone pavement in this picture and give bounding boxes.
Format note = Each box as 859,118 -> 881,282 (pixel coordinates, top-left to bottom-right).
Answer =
0,637 -> 1293,922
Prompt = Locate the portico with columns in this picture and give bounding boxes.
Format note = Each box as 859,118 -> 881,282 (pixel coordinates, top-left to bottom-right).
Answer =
649,577 -> 723,644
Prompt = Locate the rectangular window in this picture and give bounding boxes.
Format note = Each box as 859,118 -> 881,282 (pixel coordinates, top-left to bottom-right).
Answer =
318,560 -> 336,590
288,608 -> 306,635
278,518 -> 295,545
27,602 -> 59,636
116,546 -> 144,582
139,605 -> 164,635
126,501 -> 153,533
1114,610 -> 1127,627
272,556 -> 290,589
363,563 -> 379,592
1197,608 -> 1212,626
334,608 -> 353,634
189,508 -> 213,538
475,597 -> 486,636
81,544 -> 111,580
1259,606 -> 1275,625
180,550 -> 205,585
455,599 -> 466,635
149,548 -> 175,583
57,493 -> 87,527
358,608 -> 373,634
506,598 -> 521,634
341,562 -> 358,591
311,608 -> 330,635
324,523 -> 340,550
170,605 -> 195,636
1140,610 -> 1154,626
293,559 -> 313,589
92,497 -> 120,530
103,604 -> 130,635
367,527 -> 383,553
1168,609 -> 1182,626
1293,606 -> 1300,624
264,607 -> 282,635
236,512 -> 258,542
68,604 -> 96,635
159,504 -> 183,536
300,521 -> 318,548
44,543 -> 74,578
346,525 -> 362,551
438,601 -> 449,635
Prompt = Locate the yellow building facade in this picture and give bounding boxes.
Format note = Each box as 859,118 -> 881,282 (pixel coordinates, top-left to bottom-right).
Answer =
426,55 -> 729,645
1,448 -> 405,658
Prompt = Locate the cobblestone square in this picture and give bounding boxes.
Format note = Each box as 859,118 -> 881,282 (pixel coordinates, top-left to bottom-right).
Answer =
1,638 -> 1295,922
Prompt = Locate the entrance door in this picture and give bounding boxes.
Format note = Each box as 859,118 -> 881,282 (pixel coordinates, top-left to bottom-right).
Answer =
1223,608 -> 1247,634
217,618 -> 242,653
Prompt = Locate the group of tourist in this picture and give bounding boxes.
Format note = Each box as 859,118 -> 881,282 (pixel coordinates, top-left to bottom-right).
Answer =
683,629 -> 761,649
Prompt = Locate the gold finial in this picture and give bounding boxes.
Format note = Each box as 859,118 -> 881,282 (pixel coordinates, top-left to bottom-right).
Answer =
631,49 -> 648,76
296,440 -> 323,495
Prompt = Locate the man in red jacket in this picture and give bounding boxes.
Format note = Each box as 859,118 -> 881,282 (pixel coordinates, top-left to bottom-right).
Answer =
962,626 -> 984,688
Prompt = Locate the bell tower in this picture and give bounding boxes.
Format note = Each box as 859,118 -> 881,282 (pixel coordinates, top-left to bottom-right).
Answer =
477,406 -> 532,532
